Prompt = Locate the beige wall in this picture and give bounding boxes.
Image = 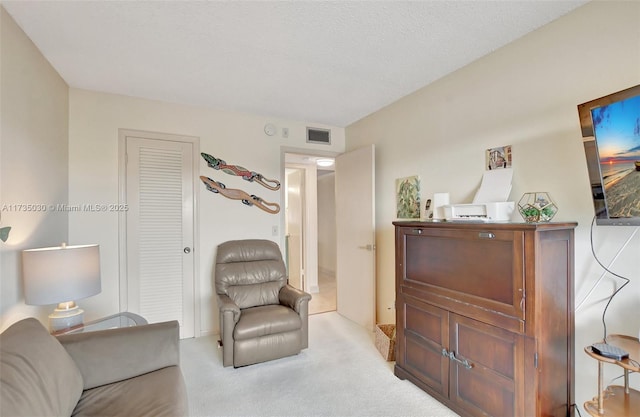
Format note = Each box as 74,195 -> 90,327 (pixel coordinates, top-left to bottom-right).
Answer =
317,172 -> 336,275
346,0 -> 640,408
67,88 -> 345,335
0,7 -> 69,331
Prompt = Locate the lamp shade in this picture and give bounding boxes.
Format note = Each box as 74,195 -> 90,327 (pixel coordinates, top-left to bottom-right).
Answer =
22,244 -> 101,306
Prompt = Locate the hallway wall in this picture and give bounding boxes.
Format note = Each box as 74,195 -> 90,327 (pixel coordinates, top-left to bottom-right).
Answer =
318,172 -> 336,275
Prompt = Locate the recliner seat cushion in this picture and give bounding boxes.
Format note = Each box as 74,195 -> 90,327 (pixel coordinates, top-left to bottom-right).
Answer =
234,305 -> 302,341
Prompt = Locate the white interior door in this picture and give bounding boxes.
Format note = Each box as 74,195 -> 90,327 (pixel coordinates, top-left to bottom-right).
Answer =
335,145 -> 376,331
286,169 -> 304,290
122,131 -> 197,339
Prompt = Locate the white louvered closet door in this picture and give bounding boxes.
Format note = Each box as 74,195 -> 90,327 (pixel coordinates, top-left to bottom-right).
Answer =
125,135 -> 195,338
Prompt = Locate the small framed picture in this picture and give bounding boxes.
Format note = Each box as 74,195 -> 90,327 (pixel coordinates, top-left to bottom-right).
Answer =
486,145 -> 512,170
396,176 -> 421,219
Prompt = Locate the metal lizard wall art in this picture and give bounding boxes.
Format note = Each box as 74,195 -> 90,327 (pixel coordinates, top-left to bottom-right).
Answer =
201,152 -> 280,191
200,176 -> 280,214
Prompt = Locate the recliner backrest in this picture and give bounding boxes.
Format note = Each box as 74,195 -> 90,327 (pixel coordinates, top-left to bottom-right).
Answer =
215,239 -> 286,309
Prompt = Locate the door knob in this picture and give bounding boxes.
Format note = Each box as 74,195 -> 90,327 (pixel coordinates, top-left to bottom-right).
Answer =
184,247 -> 191,254
358,244 -> 375,251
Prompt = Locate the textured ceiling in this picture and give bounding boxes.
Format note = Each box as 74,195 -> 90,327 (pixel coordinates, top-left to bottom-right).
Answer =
3,1 -> 588,127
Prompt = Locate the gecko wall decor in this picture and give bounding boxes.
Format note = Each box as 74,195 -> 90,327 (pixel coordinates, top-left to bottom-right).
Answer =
200,176 -> 280,214
201,152 -> 280,191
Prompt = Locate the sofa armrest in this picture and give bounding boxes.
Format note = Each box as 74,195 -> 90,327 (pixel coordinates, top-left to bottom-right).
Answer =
56,320 -> 180,390
279,284 -> 312,313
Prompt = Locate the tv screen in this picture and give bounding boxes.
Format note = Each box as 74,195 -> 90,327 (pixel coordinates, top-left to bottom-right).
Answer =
577,85 -> 640,226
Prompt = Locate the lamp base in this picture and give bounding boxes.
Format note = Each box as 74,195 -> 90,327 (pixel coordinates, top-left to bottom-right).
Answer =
49,301 -> 84,331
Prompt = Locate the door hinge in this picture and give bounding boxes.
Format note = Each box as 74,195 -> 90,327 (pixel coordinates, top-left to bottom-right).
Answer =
534,352 -> 538,369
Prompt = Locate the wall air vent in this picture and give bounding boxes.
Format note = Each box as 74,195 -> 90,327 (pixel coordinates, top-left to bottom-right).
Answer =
306,127 -> 331,145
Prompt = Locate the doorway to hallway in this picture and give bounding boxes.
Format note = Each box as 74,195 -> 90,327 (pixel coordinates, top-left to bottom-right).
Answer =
283,145 -> 375,329
284,152 -> 336,315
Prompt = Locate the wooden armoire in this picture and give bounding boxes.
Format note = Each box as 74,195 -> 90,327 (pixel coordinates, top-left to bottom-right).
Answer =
393,221 -> 576,417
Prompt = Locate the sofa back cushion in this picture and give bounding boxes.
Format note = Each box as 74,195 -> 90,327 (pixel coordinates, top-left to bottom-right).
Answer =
0,318 -> 83,417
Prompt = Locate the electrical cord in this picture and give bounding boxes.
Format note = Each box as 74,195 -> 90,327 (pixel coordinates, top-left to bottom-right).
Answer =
575,219 -> 637,312
589,215 -> 632,341
570,403 -> 583,417
610,370 -> 638,386
573,218 -> 638,417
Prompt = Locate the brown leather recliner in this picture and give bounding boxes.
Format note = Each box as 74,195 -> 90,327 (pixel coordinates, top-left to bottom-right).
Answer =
215,239 -> 312,367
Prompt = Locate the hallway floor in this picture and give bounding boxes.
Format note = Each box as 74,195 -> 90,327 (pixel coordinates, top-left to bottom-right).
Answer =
309,270 -> 336,315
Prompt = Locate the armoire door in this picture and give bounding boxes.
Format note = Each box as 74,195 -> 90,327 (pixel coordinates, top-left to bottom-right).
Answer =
449,313 -> 524,417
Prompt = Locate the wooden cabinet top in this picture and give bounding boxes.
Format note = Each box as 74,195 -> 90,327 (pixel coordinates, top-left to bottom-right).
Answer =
393,220 -> 577,231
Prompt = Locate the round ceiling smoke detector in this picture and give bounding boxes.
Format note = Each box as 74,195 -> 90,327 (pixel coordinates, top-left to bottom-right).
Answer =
264,123 -> 277,136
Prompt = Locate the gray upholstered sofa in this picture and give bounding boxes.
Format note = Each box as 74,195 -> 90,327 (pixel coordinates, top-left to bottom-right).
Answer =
0,317 -> 187,417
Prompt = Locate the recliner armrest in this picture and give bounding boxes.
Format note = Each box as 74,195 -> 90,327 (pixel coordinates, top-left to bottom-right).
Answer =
279,284 -> 312,313
217,293 -> 242,367
218,293 -> 241,323
57,320 -> 180,390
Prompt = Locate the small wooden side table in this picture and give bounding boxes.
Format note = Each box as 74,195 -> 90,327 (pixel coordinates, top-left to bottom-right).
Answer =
51,312 -> 147,336
584,334 -> 640,416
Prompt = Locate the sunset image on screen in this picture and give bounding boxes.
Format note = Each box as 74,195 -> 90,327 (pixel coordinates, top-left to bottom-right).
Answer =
591,95 -> 640,218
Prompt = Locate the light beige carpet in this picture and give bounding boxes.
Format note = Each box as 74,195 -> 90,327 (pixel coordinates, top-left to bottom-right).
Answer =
180,311 -> 459,417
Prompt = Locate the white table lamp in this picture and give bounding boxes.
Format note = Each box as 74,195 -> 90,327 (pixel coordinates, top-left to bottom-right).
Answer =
22,243 -> 101,331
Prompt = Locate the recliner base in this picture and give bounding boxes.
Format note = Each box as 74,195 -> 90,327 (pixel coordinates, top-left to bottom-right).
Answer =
232,330 -> 303,368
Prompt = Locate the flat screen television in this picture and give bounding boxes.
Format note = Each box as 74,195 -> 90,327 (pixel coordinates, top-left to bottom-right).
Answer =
577,84 -> 640,226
